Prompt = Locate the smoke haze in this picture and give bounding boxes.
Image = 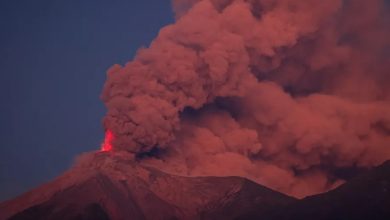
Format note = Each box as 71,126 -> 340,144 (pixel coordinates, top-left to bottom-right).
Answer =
101,0 -> 390,197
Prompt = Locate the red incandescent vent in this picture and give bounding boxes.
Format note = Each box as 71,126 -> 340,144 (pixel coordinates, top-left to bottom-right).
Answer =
101,130 -> 114,152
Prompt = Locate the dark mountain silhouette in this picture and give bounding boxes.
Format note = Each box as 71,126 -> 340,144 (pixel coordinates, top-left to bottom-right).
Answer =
238,160 -> 390,220
0,152 -> 295,220
1,152 -> 389,220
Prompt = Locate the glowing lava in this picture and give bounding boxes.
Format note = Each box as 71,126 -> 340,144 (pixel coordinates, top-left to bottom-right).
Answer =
101,130 -> 114,152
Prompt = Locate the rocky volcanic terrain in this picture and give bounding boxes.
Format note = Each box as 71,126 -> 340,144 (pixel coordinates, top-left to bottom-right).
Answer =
1,152 -> 389,220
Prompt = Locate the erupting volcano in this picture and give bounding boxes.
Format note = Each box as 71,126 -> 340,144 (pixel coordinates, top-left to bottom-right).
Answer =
1,0 -> 390,219
100,0 -> 390,198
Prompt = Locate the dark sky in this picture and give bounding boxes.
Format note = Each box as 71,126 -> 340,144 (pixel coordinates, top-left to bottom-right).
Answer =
0,0 -> 173,201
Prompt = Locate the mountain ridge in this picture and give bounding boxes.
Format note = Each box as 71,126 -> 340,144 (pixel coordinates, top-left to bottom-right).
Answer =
0,152 -> 296,220
237,160 -> 390,220
1,152 -> 389,220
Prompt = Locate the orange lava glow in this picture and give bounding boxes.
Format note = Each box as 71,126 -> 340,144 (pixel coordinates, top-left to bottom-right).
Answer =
101,130 -> 114,152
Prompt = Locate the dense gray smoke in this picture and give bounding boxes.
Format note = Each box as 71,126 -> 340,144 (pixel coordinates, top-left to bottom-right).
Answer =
101,0 -> 390,197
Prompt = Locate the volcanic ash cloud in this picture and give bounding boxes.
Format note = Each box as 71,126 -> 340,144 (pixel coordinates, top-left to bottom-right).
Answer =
101,0 -> 390,198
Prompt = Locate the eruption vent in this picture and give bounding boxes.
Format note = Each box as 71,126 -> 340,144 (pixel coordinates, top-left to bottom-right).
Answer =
101,130 -> 114,152
101,0 -> 390,197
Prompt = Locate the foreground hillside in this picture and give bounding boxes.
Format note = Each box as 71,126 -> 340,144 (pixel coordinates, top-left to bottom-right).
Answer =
1,152 -> 389,220
0,152 -> 295,220
238,161 -> 390,220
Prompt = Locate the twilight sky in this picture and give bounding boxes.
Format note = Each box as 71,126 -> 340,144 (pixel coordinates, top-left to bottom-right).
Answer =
0,0 -> 173,201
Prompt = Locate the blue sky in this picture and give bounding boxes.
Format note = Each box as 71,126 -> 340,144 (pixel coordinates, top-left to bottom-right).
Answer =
0,0 -> 173,201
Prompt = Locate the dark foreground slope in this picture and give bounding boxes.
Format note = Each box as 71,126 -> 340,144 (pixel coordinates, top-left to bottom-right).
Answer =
0,152 -> 295,220
238,160 -> 390,220
1,151 -> 389,220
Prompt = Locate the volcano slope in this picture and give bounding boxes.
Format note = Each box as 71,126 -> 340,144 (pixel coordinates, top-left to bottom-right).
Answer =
237,160 -> 390,220
1,152 -> 389,220
0,152 -> 295,220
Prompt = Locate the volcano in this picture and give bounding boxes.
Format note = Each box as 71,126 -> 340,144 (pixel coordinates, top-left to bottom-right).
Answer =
0,152 -> 295,220
1,152 -> 389,220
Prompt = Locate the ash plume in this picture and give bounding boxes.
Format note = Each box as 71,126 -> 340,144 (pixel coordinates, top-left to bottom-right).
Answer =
101,0 -> 390,197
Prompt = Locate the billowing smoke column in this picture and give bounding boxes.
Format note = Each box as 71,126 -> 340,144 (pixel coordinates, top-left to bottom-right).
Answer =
101,0 -> 390,197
